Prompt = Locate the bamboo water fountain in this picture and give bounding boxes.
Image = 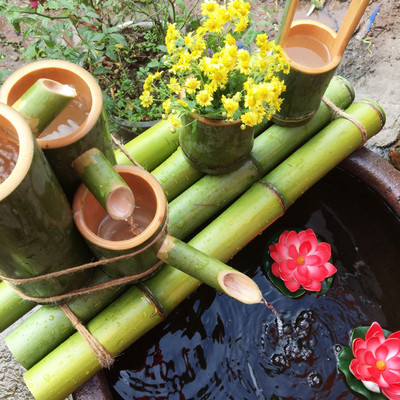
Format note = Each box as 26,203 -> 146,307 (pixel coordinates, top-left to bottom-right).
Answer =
0,2 -> 389,396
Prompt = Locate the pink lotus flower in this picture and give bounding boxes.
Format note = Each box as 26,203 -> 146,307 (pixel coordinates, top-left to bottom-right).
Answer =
269,229 -> 336,292
350,322 -> 400,399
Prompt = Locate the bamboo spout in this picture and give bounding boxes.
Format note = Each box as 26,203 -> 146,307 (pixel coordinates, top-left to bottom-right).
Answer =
157,235 -> 262,304
11,78 -> 77,137
72,148 -> 135,220
276,0 -> 370,61
330,0 -> 370,58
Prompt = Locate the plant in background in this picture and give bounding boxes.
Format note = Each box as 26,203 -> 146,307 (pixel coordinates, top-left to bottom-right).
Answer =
140,0 -> 290,132
0,0 -> 201,133
337,322 -> 400,400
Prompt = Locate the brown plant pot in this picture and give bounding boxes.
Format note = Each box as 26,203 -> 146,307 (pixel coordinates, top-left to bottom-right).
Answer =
0,60 -> 116,199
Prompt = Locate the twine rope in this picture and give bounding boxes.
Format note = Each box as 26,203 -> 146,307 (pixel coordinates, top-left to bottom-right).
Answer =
111,135 -> 143,168
322,96 -> 368,145
60,304 -> 115,368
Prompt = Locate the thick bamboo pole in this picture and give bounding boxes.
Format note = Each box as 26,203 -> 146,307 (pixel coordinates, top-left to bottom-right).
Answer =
169,75 -> 354,238
23,98 -> 385,400
4,75 -> 353,366
0,282 -> 35,332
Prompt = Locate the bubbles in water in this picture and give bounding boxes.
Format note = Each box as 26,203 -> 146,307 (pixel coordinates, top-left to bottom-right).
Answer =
270,310 -> 316,372
308,371 -> 323,388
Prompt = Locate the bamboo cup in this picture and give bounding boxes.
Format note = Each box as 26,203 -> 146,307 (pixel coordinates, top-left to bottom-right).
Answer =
0,60 -> 116,199
0,104 -> 93,300
73,164 -> 262,304
273,0 -> 369,126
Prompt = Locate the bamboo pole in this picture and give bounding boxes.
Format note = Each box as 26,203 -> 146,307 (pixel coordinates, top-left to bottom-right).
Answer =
72,148 -> 135,220
157,235 -> 262,304
0,282 -> 35,332
12,78 -> 76,137
114,119 -> 180,170
23,98 -> 385,400
4,75 -> 353,366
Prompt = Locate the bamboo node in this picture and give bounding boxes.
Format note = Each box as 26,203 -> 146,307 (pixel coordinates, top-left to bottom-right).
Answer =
137,283 -> 169,320
60,304 -> 115,368
257,181 -> 288,212
322,96 -> 368,145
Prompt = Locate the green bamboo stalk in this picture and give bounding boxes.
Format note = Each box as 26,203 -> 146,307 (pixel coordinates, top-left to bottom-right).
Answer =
0,120 -> 182,333
72,148 -> 135,220
23,99 -> 385,400
157,235 -> 262,304
5,270 -> 126,369
114,119 -> 180,171
0,282 -> 35,332
168,75 -> 354,238
3,75 -> 352,366
152,147 -> 203,201
12,78 -> 77,137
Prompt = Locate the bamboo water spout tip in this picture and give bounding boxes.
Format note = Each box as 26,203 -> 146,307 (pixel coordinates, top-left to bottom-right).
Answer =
217,270 -> 263,305
38,78 -> 77,98
107,185 -> 135,221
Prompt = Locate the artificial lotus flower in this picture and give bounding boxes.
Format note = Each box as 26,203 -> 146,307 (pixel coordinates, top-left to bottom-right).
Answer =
350,322 -> 400,399
269,229 -> 337,292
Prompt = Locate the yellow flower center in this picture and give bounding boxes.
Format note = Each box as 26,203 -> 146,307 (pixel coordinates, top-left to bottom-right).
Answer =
376,360 -> 386,371
296,256 -> 305,265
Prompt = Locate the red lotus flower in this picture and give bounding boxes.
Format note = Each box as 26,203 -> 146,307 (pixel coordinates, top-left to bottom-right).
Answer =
350,322 -> 400,399
269,229 -> 336,292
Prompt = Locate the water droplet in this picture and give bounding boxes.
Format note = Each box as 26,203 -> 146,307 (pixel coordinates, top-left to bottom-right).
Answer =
48,315 -> 54,321
44,374 -> 51,382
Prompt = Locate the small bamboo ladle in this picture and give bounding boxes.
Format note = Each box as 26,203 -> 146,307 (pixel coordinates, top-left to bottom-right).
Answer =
276,0 -> 370,64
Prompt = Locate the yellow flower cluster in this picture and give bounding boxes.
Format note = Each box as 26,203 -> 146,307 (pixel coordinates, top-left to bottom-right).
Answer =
141,0 -> 290,129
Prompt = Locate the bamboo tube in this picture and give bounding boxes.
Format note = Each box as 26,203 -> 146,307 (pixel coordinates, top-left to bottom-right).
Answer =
114,119 -> 180,170
23,99 -> 385,400
157,235 -> 262,304
0,282 -> 35,333
0,104 -> 93,299
151,147 -> 204,201
72,148 -> 135,220
5,270 -> 126,369
12,78 -> 77,137
169,75 -> 354,238
3,75 -> 353,365
0,60 -> 116,199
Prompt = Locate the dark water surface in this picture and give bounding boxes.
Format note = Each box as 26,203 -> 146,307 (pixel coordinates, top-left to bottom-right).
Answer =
106,167 -> 400,400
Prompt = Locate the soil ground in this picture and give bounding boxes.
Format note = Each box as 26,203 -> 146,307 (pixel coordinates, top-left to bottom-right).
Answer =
0,0 -> 399,399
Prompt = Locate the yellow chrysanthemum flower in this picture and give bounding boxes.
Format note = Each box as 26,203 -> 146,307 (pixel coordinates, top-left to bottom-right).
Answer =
201,0 -> 219,16
221,95 -> 239,118
168,77 -> 181,94
196,89 -> 214,107
241,109 -> 264,127
165,24 -> 179,54
169,114 -> 182,127
139,91 -> 153,108
162,99 -> 172,114
185,77 -> 201,95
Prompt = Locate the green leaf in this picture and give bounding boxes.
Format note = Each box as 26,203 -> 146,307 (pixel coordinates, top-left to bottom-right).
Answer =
93,67 -> 112,75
